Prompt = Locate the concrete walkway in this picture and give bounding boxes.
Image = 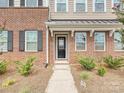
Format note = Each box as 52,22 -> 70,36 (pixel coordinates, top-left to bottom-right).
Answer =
45,65 -> 78,93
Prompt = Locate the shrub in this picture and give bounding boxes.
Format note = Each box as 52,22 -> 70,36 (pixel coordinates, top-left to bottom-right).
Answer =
16,56 -> 36,76
103,55 -> 124,69
98,67 -> 106,77
79,57 -> 96,70
80,71 -> 90,80
2,79 -> 16,88
0,60 -> 7,74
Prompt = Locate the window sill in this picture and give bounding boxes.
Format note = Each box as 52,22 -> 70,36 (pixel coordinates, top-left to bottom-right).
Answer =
55,11 -> 68,13
75,50 -> 87,52
25,50 -> 38,53
73,12 -> 88,13
114,50 -> 124,52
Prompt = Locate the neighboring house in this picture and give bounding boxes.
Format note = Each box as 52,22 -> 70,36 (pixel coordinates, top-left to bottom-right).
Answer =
0,0 -> 48,62
46,0 -> 124,64
0,0 -> 124,64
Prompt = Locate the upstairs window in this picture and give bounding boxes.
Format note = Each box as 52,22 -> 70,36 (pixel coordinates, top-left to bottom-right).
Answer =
0,0 -> 14,7
20,0 -> 43,7
114,32 -> 124,51
26,0 -> 38,7
94,0 -> 106,12
75,0 -> 87,12
55,0 -> 68,12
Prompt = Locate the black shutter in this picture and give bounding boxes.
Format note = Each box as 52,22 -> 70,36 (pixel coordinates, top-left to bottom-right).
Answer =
38,31 -> 43,51
8,31 -> 13,51
20,0 -> 25,6
38,0 -> 43,6
19,31 -> 25,51
9,0 -> 14,7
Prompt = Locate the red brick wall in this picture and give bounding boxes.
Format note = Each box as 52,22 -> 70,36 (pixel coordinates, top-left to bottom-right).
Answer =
0,7 -> 48,63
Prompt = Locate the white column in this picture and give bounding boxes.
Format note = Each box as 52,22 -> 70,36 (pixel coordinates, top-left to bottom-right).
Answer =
46,26 -> 49,64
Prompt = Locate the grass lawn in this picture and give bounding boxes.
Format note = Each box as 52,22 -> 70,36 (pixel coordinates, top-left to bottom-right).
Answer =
0,62 -> 53,93
71,64 -> 124,93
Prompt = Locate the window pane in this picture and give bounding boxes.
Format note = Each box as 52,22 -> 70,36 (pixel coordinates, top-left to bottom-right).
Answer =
94,32 -> 105,50
75,32 -> 86,50
114,0 -> 120,3
26,0 -> 38,7
0,0 -> 9,7
26,42 -> 37,51
114,32 -> 124,50
57,3 -> 66,12
57,0 -> 66,3
26,31 -> 37,42
95,3 -> 104,12
76,0 -> 85,3
0,42 -> 7,52
76,3 -> 85,12
95,0 -> 104,3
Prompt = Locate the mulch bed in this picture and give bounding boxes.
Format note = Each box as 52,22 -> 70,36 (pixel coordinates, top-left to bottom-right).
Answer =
71,64 -> 124,93
0,63 -> 53,93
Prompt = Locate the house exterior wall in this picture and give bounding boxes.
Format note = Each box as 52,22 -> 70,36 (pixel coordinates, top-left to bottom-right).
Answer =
0,8 -> 48,63
49,0 -> 117,19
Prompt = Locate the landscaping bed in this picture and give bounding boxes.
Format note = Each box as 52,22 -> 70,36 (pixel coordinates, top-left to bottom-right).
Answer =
71,64 -> 124,93
0,62 -> 53,93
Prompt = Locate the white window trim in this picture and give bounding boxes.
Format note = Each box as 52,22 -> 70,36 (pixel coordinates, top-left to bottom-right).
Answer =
25,31 -> 38,52
114,32 -> 124,51
55,0 -> 68,12
93,0 -> 106,12
94,32 -> 106,51
75,32 -> 87,52
25,0 -> 38,7
0,31 -> 8,52
74,0 -> 87,12
0,0 -> 9,7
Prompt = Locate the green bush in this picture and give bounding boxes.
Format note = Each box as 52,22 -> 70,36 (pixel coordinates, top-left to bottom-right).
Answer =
79,57 -> 96,70
0,60 -> 7,74
80,71 -> 90,80
16,56 -> 36,76
103,55 -> 124,69
98,67 -> 106,77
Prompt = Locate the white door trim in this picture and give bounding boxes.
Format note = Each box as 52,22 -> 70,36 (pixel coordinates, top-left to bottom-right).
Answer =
55,35 -> 68,60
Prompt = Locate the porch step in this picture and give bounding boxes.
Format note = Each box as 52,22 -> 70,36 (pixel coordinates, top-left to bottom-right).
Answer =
53,64 -> 70,70
55,60 -> 69,64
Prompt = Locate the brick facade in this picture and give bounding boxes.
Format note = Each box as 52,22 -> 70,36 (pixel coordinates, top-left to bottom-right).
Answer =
0,7 -> 48,63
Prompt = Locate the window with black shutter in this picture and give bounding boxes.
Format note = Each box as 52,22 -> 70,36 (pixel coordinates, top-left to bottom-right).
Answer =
19,30 -> 43,52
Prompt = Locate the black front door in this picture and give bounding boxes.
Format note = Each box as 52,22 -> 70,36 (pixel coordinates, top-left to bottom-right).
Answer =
57,37 -> 66,58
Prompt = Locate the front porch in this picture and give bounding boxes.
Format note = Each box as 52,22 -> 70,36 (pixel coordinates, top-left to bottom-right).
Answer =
46,19 -> 124,64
